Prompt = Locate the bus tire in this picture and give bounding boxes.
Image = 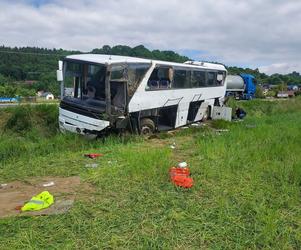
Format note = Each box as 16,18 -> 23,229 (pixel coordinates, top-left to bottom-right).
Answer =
140,118 -> 155,136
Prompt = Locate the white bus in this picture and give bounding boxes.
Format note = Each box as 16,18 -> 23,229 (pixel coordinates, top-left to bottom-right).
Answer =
57,54 -> 227,137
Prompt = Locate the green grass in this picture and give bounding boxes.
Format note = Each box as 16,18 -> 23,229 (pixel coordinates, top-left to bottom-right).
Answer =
0,99 -> 301,249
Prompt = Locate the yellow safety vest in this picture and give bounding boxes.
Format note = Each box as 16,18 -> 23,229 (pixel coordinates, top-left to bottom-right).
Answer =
21,191 -> 54,212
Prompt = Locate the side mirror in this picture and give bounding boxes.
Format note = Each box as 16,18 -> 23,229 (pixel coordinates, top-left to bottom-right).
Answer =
57,70 -> 63,82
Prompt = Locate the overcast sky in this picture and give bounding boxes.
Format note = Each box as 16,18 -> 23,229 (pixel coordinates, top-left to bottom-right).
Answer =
0,0 -> 300,75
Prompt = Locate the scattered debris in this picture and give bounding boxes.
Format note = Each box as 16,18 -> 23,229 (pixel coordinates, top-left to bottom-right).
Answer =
0,183 -> 8,189
21,191 -> 54,212
15,205 -> 22,211
84,153 -> 103,159
214,129 -> 230,136
167,130 -> 177,135
178,162 -> 188,168
172,175 -> 194,188
235,107 -> 247,119
42,181 -> 55,187
85,163 -> 99,168
181,126 -> 189,130
169,163 -> 194,189
170,142 -> 176,149
215,129 -> 229,133
233,119 -> 244,123
190,123 -> 200,127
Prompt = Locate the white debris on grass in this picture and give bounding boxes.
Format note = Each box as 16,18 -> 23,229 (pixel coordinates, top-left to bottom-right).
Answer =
85,163 -> 99,168
178,162 -> 188,168
215,129 -> 229,133
170,142 -> 176,149
42,181 -> 55,187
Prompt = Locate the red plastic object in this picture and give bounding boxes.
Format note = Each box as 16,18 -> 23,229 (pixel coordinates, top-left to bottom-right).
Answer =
172,175 -> 194,188
169,167 -> 194,188
169,167 -> 190,178
84,153 -> 103,159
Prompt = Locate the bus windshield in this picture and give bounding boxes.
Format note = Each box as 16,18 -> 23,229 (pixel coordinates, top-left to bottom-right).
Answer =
63,61 -> 106,103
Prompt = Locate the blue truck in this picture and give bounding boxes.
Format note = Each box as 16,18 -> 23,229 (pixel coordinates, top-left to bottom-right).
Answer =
226,74 -> 256,100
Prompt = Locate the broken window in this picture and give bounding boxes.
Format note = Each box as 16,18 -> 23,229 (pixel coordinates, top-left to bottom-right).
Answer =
127,63 -> 150,96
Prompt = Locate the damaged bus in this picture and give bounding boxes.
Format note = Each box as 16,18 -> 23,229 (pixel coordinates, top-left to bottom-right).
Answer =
57,54 -> 227,137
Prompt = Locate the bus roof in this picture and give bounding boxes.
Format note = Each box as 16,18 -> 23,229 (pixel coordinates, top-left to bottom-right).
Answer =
65,54 -> 227,71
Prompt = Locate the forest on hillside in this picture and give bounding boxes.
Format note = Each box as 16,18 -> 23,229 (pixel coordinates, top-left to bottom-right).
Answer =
0,45 -> 300,97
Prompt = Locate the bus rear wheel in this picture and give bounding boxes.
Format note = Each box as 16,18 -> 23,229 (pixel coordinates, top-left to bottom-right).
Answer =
140,118 -> 155,136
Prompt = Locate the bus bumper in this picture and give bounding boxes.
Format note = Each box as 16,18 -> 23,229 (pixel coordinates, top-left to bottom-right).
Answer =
59,108 -> 110,135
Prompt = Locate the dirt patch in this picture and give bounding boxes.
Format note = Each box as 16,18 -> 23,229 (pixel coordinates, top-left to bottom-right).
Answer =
0,176 -> 93,218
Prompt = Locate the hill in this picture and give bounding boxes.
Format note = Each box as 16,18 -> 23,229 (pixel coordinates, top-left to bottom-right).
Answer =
0,45 -> 301,97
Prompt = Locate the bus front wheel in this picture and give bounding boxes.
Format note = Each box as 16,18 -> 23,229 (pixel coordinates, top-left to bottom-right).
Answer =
140,118 -> 155,136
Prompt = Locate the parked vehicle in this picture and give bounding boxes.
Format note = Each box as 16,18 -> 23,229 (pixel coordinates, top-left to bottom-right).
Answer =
226,74 -> 256,100
56,54 -> 227,137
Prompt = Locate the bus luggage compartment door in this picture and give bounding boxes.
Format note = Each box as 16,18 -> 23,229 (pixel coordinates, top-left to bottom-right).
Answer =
175,102 -> 190,128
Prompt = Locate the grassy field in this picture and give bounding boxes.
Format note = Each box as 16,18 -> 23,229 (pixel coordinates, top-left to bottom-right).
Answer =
0,98 -> 301,249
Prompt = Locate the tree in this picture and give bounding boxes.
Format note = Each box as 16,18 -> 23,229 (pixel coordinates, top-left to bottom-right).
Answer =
255,87 -> 265,98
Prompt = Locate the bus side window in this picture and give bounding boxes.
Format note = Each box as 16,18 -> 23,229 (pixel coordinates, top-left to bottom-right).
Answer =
217,71 -> 225,86
173,69 -> 191,88
147,67 -> 172,90
207,72 -> 217,86
147,68 -> 159,90
191,70 -> 206,87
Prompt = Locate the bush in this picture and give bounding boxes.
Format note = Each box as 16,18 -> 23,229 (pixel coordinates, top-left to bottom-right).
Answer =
4,104 -> 59,136
4,106 -> 33,134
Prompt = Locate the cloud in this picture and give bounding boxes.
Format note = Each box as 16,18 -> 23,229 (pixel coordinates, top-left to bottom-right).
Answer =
0,0 -> 301,73
259,63 -> 301,75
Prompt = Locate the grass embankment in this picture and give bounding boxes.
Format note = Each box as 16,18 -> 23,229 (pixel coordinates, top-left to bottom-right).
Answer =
0,99 -> 301,249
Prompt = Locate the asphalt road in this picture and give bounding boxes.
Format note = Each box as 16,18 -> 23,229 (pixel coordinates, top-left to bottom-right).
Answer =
0,102 -> 59,108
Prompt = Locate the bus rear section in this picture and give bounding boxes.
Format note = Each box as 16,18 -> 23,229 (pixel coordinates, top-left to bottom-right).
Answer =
127,62 -> 227,134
